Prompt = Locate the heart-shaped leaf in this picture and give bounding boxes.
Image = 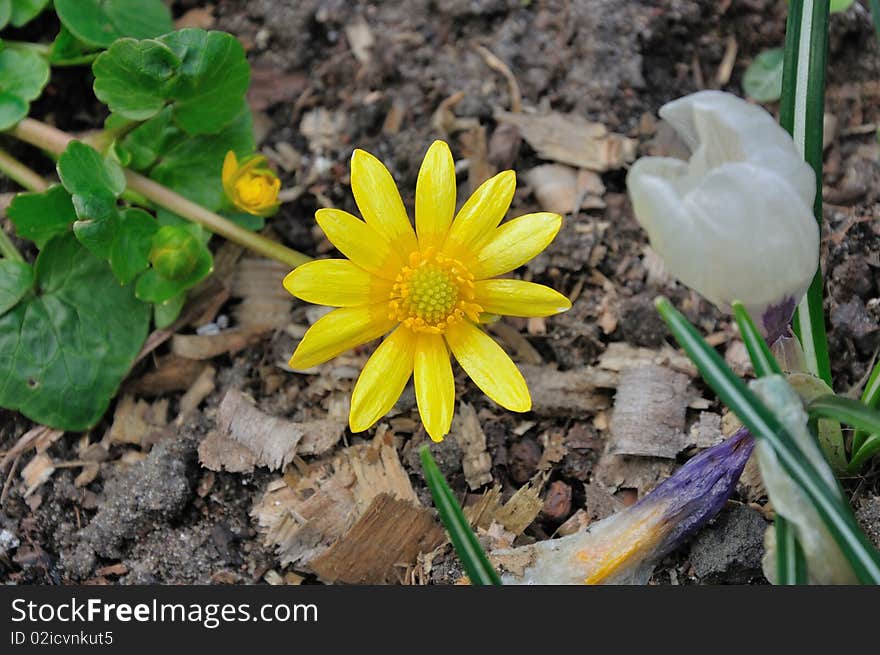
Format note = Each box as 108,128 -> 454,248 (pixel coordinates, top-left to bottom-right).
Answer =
6,185 -> 77,248
109,208 -> 158,285
9,0 -> 50,27
0,48 -> 50,130
54,0 -> 173,48
0,260 -> 33,317
0,234 -> 150,431
57,141 -> 127,198
743,48 -> 784,103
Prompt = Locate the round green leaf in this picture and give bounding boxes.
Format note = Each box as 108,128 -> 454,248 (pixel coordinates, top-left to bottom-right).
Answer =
71,194 -> 120,260
93,38 -> 180,121
0,48 -> 50,129
0,1 -> 11,29
0,233 -> 150,431
160,29 -> 250,135
6,185 -> 77,248
0,260 -> 33,317
743,48 -> 784,103
110,208 -> 158,285
57,141 -> 127,199
830,0 -> 855,12
153,292 -> 185,329
55,0 -> 173,48
10,0 -> 51,27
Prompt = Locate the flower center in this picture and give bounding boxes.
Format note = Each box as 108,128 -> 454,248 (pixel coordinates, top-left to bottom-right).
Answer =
237,175 -> 274,207
389,250 -> 482,333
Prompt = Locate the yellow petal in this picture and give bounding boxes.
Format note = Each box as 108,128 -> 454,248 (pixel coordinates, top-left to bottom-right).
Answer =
289,303 -> 396,370
442,170 -> 516,260
222,151 -> 237,193
445,320 -> 530,412
471,212 -> 562,279
350,149 -> 418,253
473,279 -> 571,317
415,140 -> 456,251
316,208 -> 404,280
414,332 -> 455,442
349,326 -> 416,432
284,259 -> 392,307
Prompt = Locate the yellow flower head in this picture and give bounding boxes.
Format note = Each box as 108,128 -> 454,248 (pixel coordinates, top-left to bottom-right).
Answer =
222,150 -> 281,216
284,141 -> 570,442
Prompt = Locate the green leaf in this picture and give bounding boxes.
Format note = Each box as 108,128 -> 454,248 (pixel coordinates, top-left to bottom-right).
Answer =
0,260 -> 33,317
0,1 -> 10,29
49,26 -> 90,65
92,38 -> 180,121
775,516 -> 808,584
0,233 -> 150,431
224,210 -> 265,232
57,141 -> 127,199
10,0 -> 50,27
120,107 -> 184,170
781,0 -> 832,386
830,0 -> 855,12
160,29 -> 250,135
731,301 -> 781,378
807,394 -> 880,454
150,105 -> 254,210
91,30 -> 250,136
6,185 -> 77,248
109,208 -> 157,285
655,296 -> 880,584
55,0 -> 173,48
0,48 -> 50,130
420,445 -> 501,585
153,292 -> 185,329
71,194 -> 119,260
743,48 -> 784,103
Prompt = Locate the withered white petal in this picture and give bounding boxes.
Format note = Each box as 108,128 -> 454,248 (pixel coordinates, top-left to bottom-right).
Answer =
627,91 -> 819,334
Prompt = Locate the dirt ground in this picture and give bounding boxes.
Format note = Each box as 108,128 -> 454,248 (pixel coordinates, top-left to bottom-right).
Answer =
2,0 -> 880,585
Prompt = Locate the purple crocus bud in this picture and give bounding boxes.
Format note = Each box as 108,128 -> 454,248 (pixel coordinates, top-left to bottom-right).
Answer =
495,429 -> 755,585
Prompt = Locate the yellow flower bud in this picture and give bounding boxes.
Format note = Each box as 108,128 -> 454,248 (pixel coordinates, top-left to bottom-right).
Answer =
222,151 -> 281,217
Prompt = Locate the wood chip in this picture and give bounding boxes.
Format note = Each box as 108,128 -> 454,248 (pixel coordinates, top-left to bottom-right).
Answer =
524,164 -> 606,214
199,390 -> 344,473
127,355 -> 208,396
466,481 -> 544,536
230,257 -> 295,330
597,341 -> 697,377
593,451 -> 675,497
171,327 -> 266,360
21,453 -> 54,497
252,433 -> 418,570
310,494 -> 444,584
344,15 -> 375,65
520,365 -> 614,417
495,110 -> 637,172
451,403 -> 492,490
176,365 -> 216,421
537,429 -> 567,471
106,395 -> 169,447
689,412 -> 724,449
609,365 -> 692,458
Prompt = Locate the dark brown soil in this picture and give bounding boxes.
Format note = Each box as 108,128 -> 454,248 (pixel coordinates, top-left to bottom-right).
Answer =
2,0 -> 880,586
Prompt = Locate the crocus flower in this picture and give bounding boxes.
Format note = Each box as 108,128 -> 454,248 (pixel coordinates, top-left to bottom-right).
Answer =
284,141 -> 570,442
750,375 -> 857,584
222,151 -> 281,216
626,91 -> 819,340
497,429 -> 755,584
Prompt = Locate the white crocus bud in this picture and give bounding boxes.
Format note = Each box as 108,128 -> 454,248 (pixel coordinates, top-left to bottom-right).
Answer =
627,91 -> 819,339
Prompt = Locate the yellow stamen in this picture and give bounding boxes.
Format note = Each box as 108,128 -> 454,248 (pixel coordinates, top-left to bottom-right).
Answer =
388,249 -> 482,333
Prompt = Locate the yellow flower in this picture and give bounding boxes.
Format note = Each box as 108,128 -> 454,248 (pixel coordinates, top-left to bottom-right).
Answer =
222,151 -> 281,216
284,141 -> 570,442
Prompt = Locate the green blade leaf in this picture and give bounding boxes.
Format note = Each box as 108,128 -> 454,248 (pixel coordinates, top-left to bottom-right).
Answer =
6,185 -> 77,248
655,296 -> 880,584
807,393 -> 880,455
55,0 -> 173,48
775,516 -> 808,584
420,446 -> 501,585
743,48 -> 784,103
0,260 -> 33,317
0,234 -> 150,430
731,300 -> 781,378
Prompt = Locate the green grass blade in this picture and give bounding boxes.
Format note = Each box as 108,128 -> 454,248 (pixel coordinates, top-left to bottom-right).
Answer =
870,0 -> 880,43
420,446 -> 501,585
849,434 -> 880,473
656,297 -> 880,583
732,301 -> 781,378
853,359 -> 880,454
780,0 -> 832,386
775,517 -> 808,584
807,393 -> 880,455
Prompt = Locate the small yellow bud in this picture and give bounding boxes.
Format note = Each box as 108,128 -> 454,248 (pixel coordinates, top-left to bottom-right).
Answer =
222,151 -> 281,217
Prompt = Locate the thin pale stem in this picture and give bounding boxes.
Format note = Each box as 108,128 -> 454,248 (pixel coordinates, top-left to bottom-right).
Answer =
9,118 -> 311,268
0,147 -> 49,193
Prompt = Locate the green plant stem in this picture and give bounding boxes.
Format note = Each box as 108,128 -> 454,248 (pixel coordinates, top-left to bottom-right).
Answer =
1,40 -> 51,55
51,54 -> 100,67
0,228 -> 24,263
8,118 -> 311,268
0,147 -> 49,193
775,517 -> 808,584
